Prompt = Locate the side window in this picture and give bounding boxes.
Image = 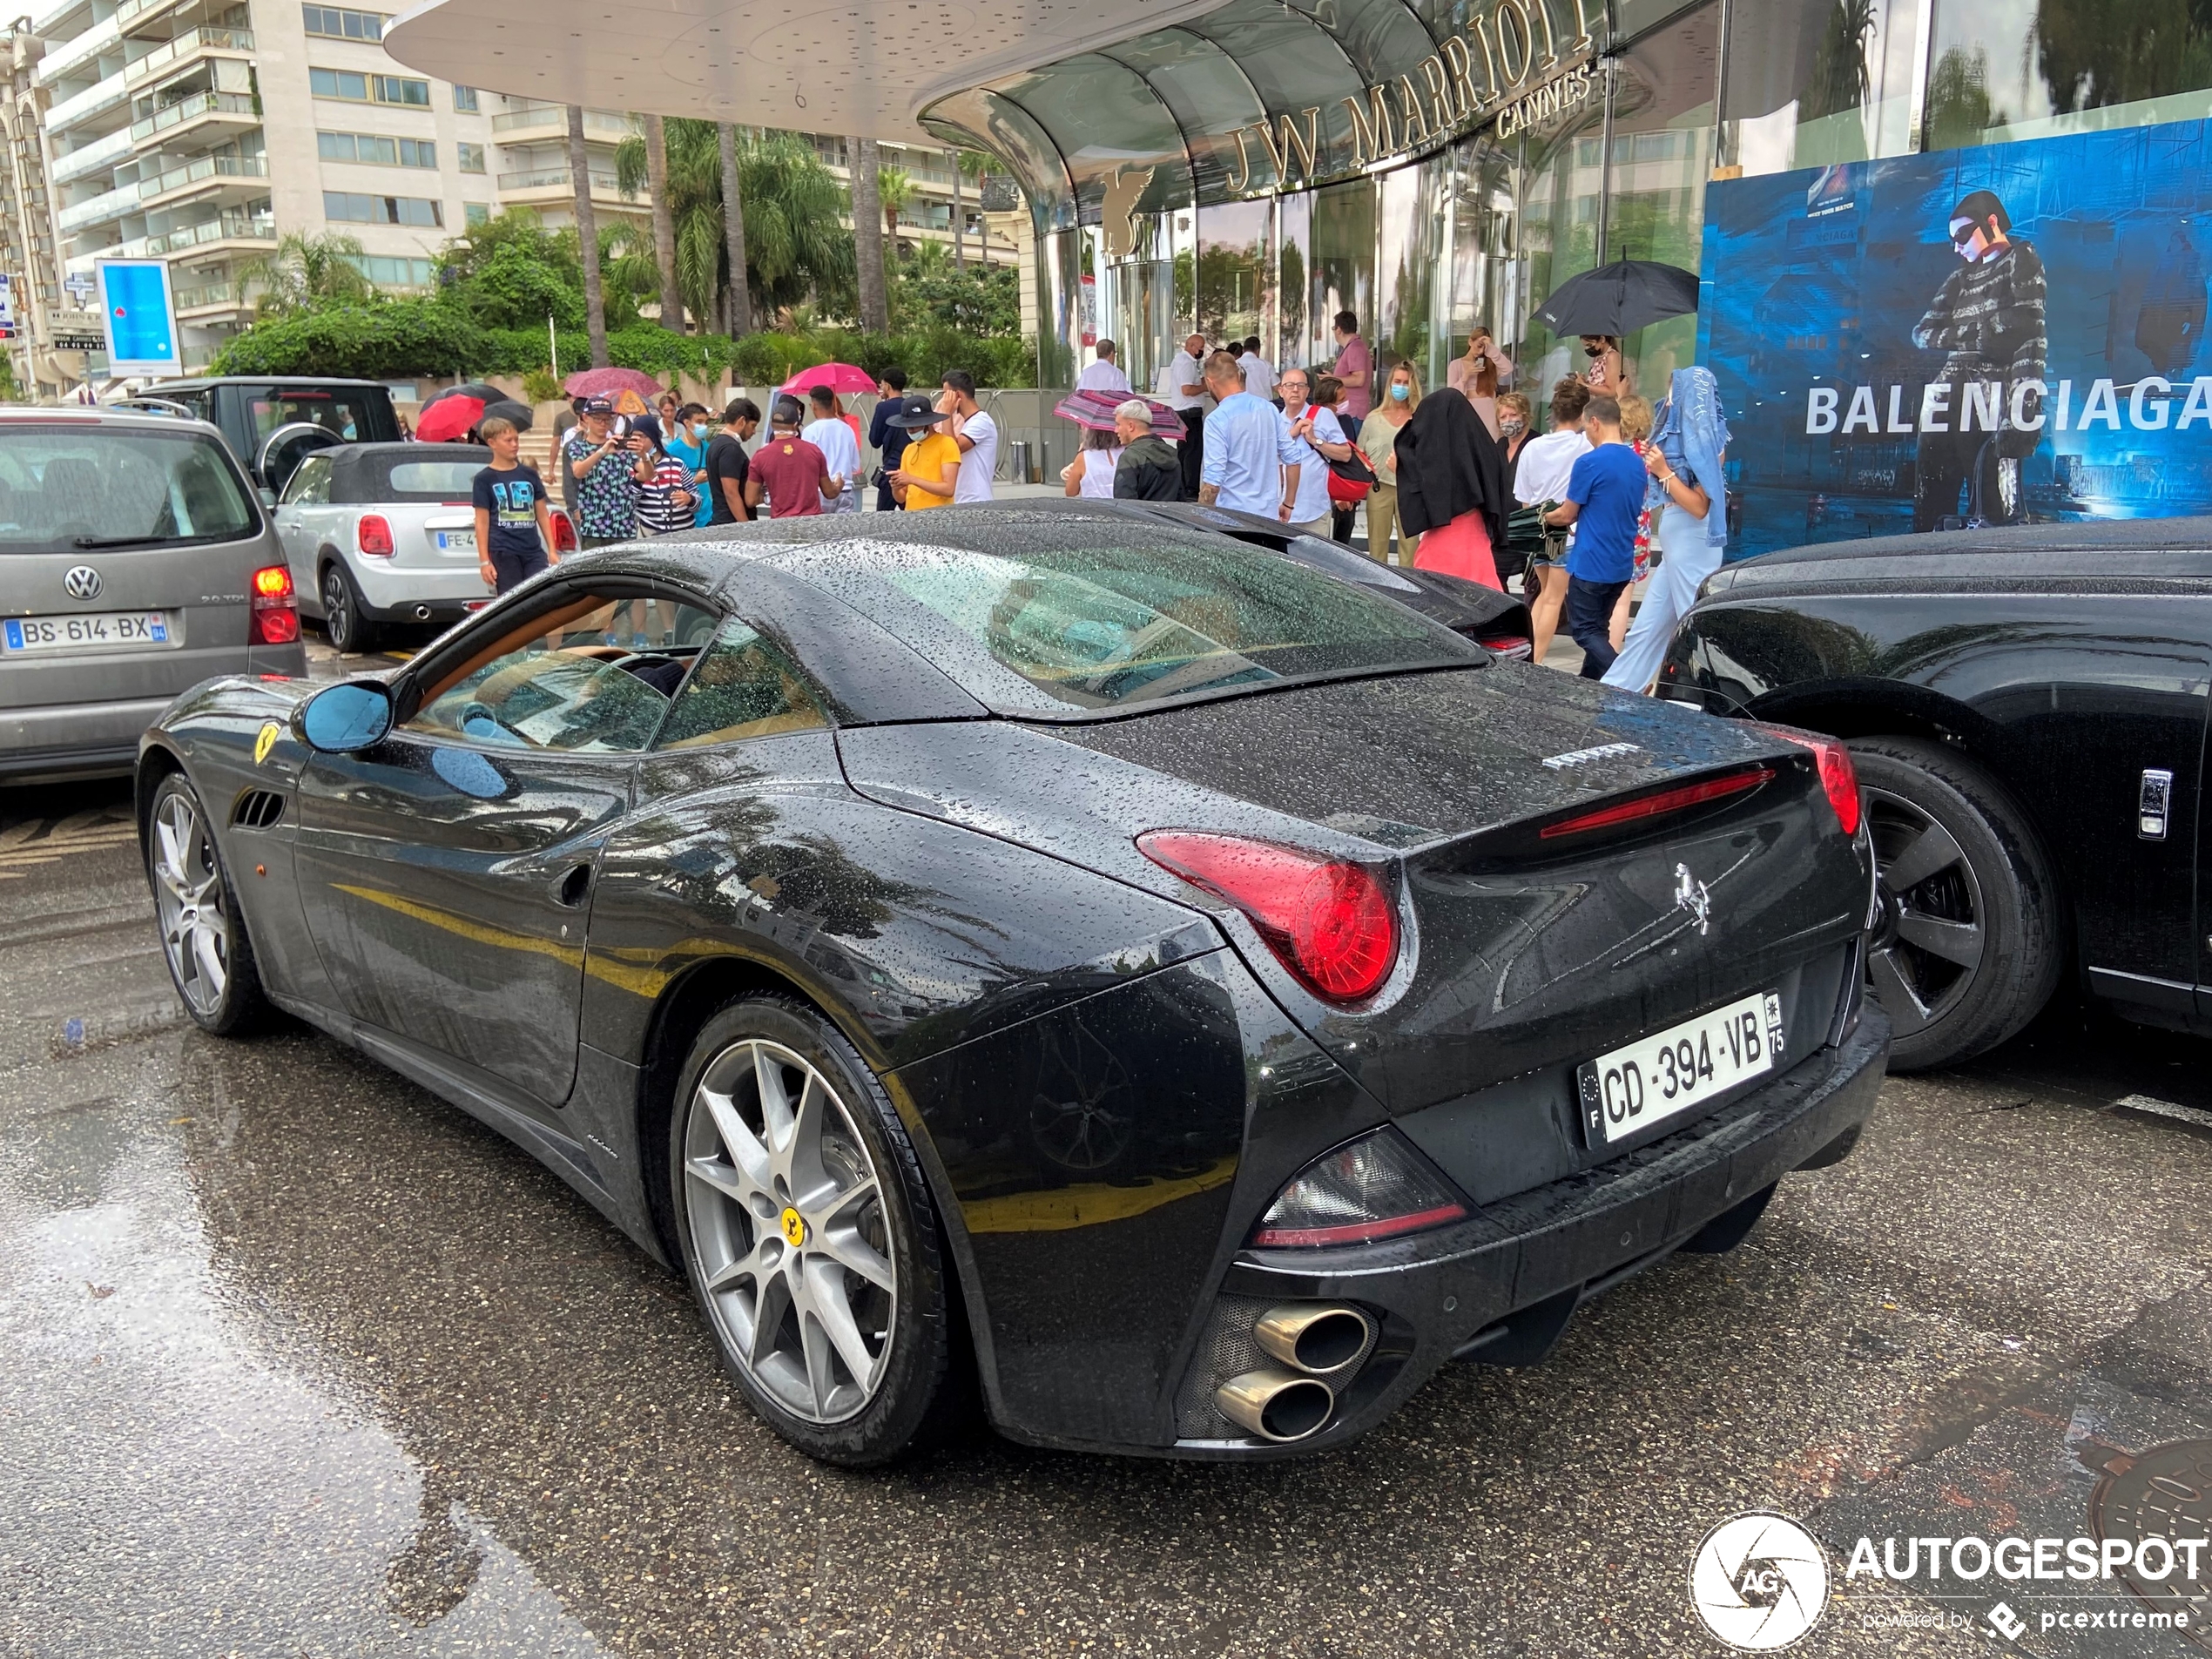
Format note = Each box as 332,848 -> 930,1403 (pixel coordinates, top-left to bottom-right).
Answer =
654,616 -> 826,750
406,592 -> 719,754
281,456 -> 332,505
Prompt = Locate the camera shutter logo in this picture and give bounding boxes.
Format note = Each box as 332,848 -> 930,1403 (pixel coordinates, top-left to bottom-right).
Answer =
1689,1511 -> 1830,1650
64,565 -> 102,602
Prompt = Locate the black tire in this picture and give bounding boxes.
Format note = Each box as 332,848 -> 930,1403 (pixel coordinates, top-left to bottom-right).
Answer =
1850,736 -> 2062,1070
667,995 -> 969,1466
144,771 -> 274,1036
321,561 -> 379,654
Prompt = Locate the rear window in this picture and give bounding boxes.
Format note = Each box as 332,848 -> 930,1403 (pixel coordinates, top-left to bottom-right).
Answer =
244,387 -> 390,446
384,459 -> 486,500
776,526 -> 1481,717
0,428 -> 258,550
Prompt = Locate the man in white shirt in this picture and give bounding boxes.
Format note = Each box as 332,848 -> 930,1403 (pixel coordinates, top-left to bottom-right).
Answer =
1237,336 -> 1277,403
800,386 -> 861,514
942,370 -> 998,502
1158,331 -> 1208,502
1511,377 -> 1593,661
1274,365 -> 1350,536
1076,340 -> 1130,395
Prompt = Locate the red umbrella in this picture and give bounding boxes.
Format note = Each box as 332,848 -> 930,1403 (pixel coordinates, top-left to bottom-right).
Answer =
779,361 -> 878,396
563,366 -> 665,401
1055,388 -> 1182,439
415,395 -> 484,443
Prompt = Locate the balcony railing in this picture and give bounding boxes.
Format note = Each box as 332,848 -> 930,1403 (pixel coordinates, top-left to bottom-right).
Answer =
127,27 -> 255,85
142,212 -> 273,254
51,124 -> 134,185
173,280 -> 242,309
45,70 -> 132,133
496,165 -> 620,192
489,104 -> 631,135
113,0 -> 185,31
57,180 -> 139,232
138,152 -> 267,200
130,91 -> 258,144
35,16 -> 121,89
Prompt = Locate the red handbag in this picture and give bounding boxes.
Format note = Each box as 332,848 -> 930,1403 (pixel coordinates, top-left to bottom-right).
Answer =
1294,403 -> 1374,503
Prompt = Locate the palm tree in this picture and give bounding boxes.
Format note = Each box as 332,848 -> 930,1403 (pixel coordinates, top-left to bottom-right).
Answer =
877,165 -> 914,241
618,121 -> 853,328
567,105 -> 608,365
852,137 -> 887,334
956,148 -> 991,272
947,147 -> 963,273
237,231 -> 371,316
644,113 -> 684,332
719,122 -> 751,336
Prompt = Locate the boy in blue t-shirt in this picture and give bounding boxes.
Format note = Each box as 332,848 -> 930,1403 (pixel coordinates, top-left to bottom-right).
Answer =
1544,395 -> 1646,678
471,415 -> 558,594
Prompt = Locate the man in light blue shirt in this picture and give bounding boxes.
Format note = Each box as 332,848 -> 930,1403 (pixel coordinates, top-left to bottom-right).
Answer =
1198,352 -> 1302,520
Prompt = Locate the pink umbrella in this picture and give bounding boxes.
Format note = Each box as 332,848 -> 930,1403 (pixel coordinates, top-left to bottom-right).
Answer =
563,366 -> 665,400
1055,388 -> 1183,439
779,361 -> 879,396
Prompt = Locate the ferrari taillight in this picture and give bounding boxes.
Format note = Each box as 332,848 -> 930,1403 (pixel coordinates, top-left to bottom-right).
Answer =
1137,831 -> 1398,1002
357,514 -> 395,556
249,563 -> 298,644
1251,1130 -> 1468,1248
1539,767 -> 1773,840
1751,723 -> 1862,836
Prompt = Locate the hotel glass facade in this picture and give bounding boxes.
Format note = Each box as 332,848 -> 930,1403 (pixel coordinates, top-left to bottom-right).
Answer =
920,0 -> 2212,419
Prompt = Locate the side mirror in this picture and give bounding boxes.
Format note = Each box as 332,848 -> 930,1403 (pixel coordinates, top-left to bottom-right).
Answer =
260,487 -> 278,507
298,679 -> 394,753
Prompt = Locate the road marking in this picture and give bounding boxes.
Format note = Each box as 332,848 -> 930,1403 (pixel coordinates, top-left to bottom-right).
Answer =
2111,1093 -> 2212,1135
0,813 -> 137,880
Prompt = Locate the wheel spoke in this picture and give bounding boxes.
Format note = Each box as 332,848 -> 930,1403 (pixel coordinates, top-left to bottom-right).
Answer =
806,1257 -> 880,1386
1881,819 -> 1966,895
786,1073 -> 831,1197
816,1216 -> 894,1292
698,1085 -> 771,1191
191,921 -> 226,991
700,1253 -> 756,1295
799,1309 -> 838,1415
1897,910 -> 1983,968
1866,946 -> 1931,1035
749,1271 -> 792,1370
685,1156 -> 753,1207
753,1044 -> 796,1158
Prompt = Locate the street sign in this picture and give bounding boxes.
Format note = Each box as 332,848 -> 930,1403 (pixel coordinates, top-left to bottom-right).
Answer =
52,334 -> 105,352
95,260 -> 180,374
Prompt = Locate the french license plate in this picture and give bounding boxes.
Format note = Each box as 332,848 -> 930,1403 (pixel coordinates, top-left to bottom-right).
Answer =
3,610 -> 171,653
435,529 -> 477,552
1576,990 -> 1785,1146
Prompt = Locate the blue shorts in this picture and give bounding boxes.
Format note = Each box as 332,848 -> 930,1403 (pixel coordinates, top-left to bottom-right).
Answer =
489,546 -> 549,594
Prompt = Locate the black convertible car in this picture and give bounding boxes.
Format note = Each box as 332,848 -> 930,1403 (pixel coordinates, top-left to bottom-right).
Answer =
138,504 -> 1886,1464
1659,517 -> 2212,1069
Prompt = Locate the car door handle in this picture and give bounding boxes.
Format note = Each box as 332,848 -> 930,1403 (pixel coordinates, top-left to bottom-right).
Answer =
552,862 -> 593,907
2140,768 -> 2175,840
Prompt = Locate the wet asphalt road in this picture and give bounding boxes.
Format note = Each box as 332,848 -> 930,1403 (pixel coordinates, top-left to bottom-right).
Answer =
4,668 -> 2211,1656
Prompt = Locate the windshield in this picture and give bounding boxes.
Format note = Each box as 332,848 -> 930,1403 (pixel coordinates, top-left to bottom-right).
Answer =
0,428 -> 259,550
776,526 -> 1481,717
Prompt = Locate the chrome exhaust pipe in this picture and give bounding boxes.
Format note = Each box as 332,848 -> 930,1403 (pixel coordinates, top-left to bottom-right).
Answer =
1254,1305 -> 1374,1379
413,604 -> 432,621
1215,1368 -> 1334,1442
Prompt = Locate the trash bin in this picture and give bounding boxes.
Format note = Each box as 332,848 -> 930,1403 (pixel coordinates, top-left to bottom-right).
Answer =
1007,438 -> 1033,485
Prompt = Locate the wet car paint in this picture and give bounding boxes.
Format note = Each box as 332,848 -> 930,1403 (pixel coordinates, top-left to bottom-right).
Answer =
134,517 -> 1885,1457
1660,522 -> 2212,1032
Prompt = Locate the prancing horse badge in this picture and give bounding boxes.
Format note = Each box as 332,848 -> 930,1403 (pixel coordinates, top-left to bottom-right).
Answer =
1673,862 -> 1712,934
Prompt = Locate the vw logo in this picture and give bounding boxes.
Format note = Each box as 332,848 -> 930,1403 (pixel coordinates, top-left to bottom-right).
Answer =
63,565 -> 102,601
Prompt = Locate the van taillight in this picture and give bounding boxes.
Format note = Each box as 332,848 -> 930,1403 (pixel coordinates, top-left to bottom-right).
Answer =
249,564 -> 299,644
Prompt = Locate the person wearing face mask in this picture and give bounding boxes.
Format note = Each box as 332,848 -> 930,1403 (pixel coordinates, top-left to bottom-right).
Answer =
1580,334 -> 1631,399
1494,391 -> 1541,590
1358,361 -> 1420,563
668,401 -> 714,527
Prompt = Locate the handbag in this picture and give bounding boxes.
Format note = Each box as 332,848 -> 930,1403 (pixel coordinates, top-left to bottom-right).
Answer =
1325,446 -> 1376,504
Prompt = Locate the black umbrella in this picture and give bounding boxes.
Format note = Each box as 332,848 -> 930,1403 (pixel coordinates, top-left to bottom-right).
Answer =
423,380 -> 503,408
482,398 -> 534,431
1534,258 -> 1700,339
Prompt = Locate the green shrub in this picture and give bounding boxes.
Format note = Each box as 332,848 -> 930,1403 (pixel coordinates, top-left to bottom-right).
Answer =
209,299 -> 490,378
521,366 -> 563,403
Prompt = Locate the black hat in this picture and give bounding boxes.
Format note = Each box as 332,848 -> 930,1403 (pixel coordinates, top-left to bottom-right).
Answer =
886,395 -> 953,430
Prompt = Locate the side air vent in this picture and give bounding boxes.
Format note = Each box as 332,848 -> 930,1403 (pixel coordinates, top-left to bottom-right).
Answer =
232,789 -> 287,830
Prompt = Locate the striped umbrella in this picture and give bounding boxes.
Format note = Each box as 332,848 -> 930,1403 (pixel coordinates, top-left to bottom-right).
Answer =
1055,388 -> 1184,439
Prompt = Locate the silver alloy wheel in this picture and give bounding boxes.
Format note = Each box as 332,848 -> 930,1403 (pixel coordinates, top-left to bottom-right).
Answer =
322,569 -> 352,648
1863,783 -> 1986,1039
152,790 -> 229,1016
682,1038 -> 897,1425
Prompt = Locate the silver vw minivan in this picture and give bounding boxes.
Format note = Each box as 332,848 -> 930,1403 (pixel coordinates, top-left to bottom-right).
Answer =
0,408 -> 307,783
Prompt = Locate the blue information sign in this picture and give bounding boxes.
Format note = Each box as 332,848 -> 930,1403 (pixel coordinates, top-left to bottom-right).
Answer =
97,260 -> 179,373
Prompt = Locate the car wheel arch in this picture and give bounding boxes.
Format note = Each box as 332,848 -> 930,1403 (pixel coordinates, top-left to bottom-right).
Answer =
632,949 -> 1005,1417
134,741 -> 188,845
313,549 -> 347,614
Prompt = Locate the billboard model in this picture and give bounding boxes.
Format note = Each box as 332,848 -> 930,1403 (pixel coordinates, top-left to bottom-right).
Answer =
1699,118 -> 2212,558
95,259 -> 181,375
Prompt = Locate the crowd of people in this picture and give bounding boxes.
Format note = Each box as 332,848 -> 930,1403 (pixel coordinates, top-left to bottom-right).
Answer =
455,320 -> 1725,693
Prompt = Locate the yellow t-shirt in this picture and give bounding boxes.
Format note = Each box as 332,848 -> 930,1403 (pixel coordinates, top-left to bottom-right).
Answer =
901,433 -> 961,509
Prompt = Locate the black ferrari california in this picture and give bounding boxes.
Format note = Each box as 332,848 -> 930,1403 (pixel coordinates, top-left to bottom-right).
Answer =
137,502 -> 1888,1464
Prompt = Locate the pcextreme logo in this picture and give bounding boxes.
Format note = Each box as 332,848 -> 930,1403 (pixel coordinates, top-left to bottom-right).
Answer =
1689,1512 -> 1830,1650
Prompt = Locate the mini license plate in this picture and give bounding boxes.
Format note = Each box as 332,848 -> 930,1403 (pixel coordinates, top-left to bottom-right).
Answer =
435,529 -> 477,552
3,610 -> 171,654
1576,990 -> 1785,1146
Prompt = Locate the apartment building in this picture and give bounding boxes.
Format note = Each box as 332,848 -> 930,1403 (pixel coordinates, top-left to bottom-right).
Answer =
805,133 -> 1020,273
26,0 -> 637,370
